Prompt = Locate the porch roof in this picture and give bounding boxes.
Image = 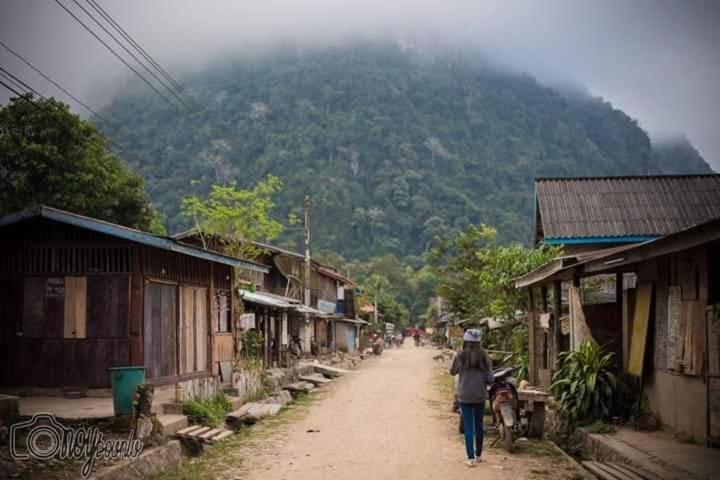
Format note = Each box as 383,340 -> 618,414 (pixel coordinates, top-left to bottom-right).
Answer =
0,206 -> 269,273
239,289 -> 295,308
516,216 -> 720,289
514,243 -> 639,288
336,317 -> 369,325
294,304 -> 334,318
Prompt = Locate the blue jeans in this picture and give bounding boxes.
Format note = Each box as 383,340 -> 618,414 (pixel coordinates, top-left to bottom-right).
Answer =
460,402 -> 485,459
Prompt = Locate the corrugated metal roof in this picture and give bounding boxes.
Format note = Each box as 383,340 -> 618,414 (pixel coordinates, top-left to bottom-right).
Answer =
535,174 -> 720,241
315,266 -> 355,286
0,206 -> 269,272
238,289 -> 295,308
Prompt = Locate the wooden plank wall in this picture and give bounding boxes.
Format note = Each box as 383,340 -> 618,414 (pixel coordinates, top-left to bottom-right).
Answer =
0,338 -> 129,387
129,248 -> 144,365
142,246 -> 211,286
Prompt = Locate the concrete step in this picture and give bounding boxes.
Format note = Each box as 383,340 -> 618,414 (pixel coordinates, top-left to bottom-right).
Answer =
157,414 -> 188,436
161,402 -> 184,415
283,382 -> 315,395
311,364 -> 350,378
226,402 -> 282,428
299,374 -> 332,386
228,395 -> 244,410
259,390 -> 292,407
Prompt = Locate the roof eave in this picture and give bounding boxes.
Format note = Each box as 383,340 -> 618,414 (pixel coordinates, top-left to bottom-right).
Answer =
543,235 -> 659,246
0,206 -> 269,273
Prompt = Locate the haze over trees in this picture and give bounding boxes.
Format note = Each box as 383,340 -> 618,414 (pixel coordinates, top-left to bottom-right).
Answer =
98,43 -> 713,260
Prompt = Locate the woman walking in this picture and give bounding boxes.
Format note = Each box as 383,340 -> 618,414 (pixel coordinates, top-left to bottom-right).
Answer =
449,329 -> 494,467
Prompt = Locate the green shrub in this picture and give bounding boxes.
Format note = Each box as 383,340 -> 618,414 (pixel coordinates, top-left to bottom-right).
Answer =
551,341 -> 618,426
430,333 -> 447,346
240,330 -> 265,359
183,392 -> 234,428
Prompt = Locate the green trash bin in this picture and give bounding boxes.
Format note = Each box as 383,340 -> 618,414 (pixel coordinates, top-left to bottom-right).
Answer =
109,366 -> 146,416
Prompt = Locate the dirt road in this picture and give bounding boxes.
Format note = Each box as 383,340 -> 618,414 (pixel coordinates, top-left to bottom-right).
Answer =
226,344 -> 584,480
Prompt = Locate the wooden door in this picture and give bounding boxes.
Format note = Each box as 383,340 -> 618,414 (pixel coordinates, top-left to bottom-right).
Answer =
195,288 -> 208,372
143,282 -> 177,379
179,287 -> 208,374
347,324 -> 355,352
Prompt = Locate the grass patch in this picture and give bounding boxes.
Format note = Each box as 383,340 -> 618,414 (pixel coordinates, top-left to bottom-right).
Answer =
183,392 -> 234,428
431,366 -> 456,401
506,438 -> 562,457
584,421 -> 616,434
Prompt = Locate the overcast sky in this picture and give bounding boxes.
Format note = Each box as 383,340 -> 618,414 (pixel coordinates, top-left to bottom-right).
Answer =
1,0 -> 719,169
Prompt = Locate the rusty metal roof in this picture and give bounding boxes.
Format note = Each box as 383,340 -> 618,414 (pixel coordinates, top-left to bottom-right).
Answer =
535,174 -> 720,243
0,206 -> 269,273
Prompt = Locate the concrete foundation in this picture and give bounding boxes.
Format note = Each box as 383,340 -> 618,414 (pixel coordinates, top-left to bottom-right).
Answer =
645,370 -> 707,443
0,394 -> 19,426
581,426 -> 719,480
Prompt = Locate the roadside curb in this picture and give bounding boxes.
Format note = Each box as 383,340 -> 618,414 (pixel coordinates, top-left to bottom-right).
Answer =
91,440 -> 182,480
548,440 -> 596,480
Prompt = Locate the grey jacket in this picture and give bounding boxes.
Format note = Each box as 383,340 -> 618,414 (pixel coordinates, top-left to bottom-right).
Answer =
449,350 -> 494,404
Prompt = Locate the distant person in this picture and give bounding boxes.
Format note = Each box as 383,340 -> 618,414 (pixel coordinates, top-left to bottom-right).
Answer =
449,329 -> 493,467
413,331 -> 421,347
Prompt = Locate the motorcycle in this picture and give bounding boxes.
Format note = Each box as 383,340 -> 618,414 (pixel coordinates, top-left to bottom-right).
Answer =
489,367 -> 519,453
454,366 -> 521,453
371,337 -> 383,355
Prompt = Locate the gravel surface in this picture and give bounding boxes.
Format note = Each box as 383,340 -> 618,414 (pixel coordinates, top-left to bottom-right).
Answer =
231,344 -> 584,480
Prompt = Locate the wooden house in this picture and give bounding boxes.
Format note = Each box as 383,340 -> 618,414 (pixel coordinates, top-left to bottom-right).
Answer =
0,206 -> 268,398
173,233 -> 357,359
534,174 -> 720,253
516,218 -> 720,446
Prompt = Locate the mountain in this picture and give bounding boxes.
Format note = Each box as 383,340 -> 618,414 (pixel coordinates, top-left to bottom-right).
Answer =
98,43 -> 714,260
650,135 -> 713,175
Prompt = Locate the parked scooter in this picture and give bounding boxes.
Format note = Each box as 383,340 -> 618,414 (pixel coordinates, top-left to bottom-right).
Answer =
371,337 -> 383,355
489,367 -> 519,452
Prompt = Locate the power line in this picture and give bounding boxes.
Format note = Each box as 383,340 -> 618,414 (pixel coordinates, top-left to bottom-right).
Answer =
0,39 -> 114,125
0,78 -> 31,99
0,71 -> 32,98
86,0 -> 201,110
0,67 -> 46,99
68,0 -> 196,112
53,0 -> 183,112
0,66 -> 125,151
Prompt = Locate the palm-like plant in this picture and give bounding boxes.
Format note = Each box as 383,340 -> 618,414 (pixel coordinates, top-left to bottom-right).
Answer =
551,341 -> 618,425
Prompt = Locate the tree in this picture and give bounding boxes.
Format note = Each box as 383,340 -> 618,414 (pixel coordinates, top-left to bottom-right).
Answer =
360,273 -> 410,329
181,175 -> 291,260
0,95 -> 158,230
430,224 -> 561,322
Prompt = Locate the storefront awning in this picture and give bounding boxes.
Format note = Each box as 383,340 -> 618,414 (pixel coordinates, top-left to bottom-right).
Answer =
336,317 -> 369,325
294,304 -> 334,317
238,289 -> 295,308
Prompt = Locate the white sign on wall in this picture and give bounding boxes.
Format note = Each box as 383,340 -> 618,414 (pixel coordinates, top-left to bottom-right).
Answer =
240,313 -> 256,330
318,299 -> 336,314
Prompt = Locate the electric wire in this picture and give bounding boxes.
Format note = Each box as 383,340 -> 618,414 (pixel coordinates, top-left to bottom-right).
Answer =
0,39 -> 114,125
85,0 -> 201,110
53,0 -> 183,112
68,0 -> 196,112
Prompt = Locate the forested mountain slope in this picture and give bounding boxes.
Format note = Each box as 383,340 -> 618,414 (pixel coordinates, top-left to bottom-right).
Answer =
99,43 -> 713,260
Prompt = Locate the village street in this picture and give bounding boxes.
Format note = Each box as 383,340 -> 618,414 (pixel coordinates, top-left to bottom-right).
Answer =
202,344 -> 584,480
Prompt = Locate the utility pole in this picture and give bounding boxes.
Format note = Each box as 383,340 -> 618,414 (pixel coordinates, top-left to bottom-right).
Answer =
304,195 -> 311,307
373,276 -> 379,326
374,293 -> 378,325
